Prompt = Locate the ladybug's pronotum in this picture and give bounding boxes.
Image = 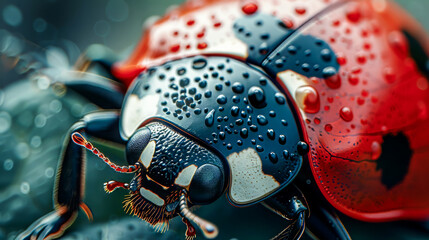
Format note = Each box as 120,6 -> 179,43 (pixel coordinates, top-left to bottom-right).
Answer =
19,0 -> 429,239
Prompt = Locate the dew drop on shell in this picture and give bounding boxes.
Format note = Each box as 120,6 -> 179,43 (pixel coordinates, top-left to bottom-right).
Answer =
295,85 -> 320,114
205,109 -> 215,127
340,107 -> 354,122
248,86 -> 266,108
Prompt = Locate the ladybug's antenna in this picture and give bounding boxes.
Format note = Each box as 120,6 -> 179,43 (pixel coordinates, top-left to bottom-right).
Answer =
179,192 -> 218,239
71,132 -> 140,173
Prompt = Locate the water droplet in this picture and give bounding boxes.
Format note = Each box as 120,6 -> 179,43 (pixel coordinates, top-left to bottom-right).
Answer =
321,49 -> 332,61
216,95 -> 227,104
250,125 -> 258,131
179,78 -> 190,87
283,150 -> 290,159
240,128 -> 248,138
3,159 -> 13,171
371,141 -> 382,160
314,118 -> 321,125
248,86 -> 266,108
325,124 -> 333,132
232,82 -> 244,94
170,44 -> 180,52
388,31 -> 408,57
199,80 -> 207,88
256,145 -> 264,152
30,136 -> 42,148
269,152 -> 278,163
337,54 -> 347,65
34,114 -> 46,128
348,74 -> 359,85
197,42 -> 208,49
187,19 -> 195,26
279,135 -> 286,145
192,58 -> 207,69
275,93 -> 286,105
384,67 -> 395,83
205,110 -> 215,127
242,2 -> 258,15
340,107 -> 353,122
297,141 -> 309,155
287,45 -> 297,54
45,167 -> 54,178
259,42 -> 268,55
356,52 -> 367,64
322,66 -> 337,78
231,106 -> 239,117
295,86 -> 320,114
15,142 -> 30,159
49,99 -> 62,113
257,115 -> 268,126
219,132 -> 226,140
295,7 -> 307,15
20,182 -> 30,194
267,129 -> 275,140
2,5 -> 22,27
346,5 -> 362,23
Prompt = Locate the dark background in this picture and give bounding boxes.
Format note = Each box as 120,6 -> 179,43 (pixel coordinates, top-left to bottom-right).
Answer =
0,0 -> 428,240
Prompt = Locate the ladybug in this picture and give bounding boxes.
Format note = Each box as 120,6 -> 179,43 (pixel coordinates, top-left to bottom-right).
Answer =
19,0 -> 429,239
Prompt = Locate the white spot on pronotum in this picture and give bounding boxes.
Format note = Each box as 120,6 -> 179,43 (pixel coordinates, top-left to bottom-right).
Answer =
174,164 -> 198,188
227,148 -> 280,205
140,141 -> 156,168
140,187 -> 165,206
122,94 -> 160,138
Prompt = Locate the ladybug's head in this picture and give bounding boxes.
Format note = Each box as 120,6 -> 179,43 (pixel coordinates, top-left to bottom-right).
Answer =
72,122 -> 224,237
123,122 -> 225,236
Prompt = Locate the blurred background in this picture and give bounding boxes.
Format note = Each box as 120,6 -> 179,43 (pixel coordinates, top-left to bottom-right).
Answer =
0,0 -> 428,240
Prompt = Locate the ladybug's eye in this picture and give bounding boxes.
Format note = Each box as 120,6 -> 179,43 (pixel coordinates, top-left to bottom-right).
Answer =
126,127 -> 151,165
188,164 -> 225,205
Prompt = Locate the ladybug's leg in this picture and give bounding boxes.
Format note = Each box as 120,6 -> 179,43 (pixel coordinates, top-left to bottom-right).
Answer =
306,205 -> 351,240
53,44 -> 126,109
17,111 -> 124,240
262,184 -> 308,240
61,74 -> 125,109
74,44 -> 119,80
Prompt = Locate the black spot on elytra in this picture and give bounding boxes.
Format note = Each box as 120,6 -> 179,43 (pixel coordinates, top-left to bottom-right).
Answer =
376,132 -> 413,189
402,30 -> 429,79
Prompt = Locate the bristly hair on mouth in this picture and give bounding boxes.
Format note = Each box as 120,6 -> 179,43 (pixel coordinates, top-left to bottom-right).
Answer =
123,177 -> 182,233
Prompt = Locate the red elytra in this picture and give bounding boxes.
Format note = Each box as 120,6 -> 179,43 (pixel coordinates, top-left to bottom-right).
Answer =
112,0 -> 429,222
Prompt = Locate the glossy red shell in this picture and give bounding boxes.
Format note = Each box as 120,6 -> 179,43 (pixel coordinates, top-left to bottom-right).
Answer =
113,0 -> 429,222
112,0 -> 341,86
288,1 -> 429,221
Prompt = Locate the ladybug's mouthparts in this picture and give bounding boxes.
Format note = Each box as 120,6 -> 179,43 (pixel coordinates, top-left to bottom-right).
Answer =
179,192 -> 219,239
71,132 -> 141,173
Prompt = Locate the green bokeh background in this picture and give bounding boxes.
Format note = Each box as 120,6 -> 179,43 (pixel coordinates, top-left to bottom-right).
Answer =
0,0 -> 428,240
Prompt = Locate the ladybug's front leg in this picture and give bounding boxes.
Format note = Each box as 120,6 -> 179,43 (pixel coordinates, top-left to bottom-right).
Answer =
17,111 -> 125,240
54,44 -> 126,109
262,184 -> 308,240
